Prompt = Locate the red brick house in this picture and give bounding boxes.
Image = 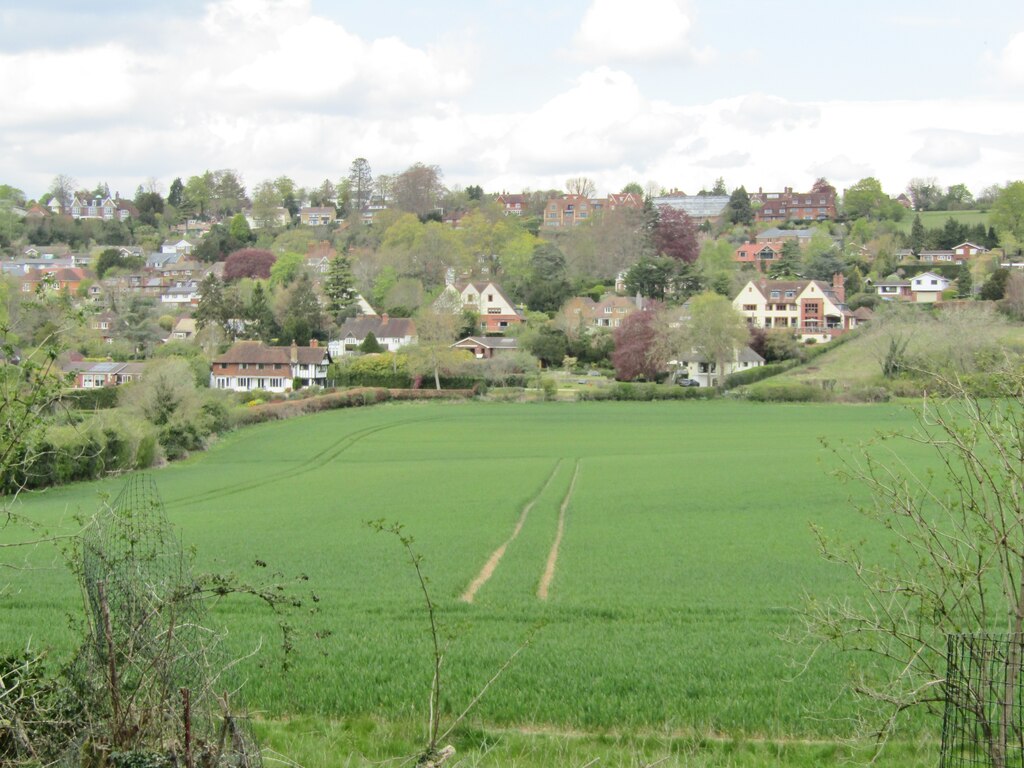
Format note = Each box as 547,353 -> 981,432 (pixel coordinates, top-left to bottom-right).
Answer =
749,187 -> 836,222
734,241 -> 783,270
210,340 -> 331,392
496,193 -> 528,216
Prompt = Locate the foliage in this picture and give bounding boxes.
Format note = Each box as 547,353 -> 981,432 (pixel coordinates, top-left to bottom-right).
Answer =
323,254 -> 358,317
805,373 -> 1024,759
722,361 -> 797,389
727,186 -> 754,225
652,205 -> 699,263
278,273 -> 324,344
665,292 -> 749,388
359,332 -> 383,353
842,177 -> 906,221
611,309 -> 661,381
743,381 -> 828,402
268,251 -> 305,288
980,268 -> 1010,301
95,249 -> 144,279
992,180 -> 1024,248
224,248 -> 276,281
623,257 -> 675,299
521,325 -> 568,367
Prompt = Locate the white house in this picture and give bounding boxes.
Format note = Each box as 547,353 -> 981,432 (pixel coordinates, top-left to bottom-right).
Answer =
671,346 -> 765,387
910,272 -> 951,303
434,280 -> 524,333
329,314 -> 417,356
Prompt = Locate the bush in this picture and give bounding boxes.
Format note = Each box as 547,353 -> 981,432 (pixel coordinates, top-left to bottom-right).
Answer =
723,361 -> 797,389
64,386 -> 120,410
576,383 -> 718,401
743,382 -> 828,402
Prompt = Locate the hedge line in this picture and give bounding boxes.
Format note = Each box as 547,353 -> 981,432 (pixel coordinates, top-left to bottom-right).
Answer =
577,383 -> 718,401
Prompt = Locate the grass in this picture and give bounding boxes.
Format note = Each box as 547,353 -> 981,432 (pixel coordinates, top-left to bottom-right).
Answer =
1,400 -> 946,766
894,208 -> 990,234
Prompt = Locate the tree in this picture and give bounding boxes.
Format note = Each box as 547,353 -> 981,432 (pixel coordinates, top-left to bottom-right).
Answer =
48,174 -> 77,211
908,214 -> 926,253
843,177 -> 904,221
710,177 -> 727,196
621,182 -> 644,196
906,177 -> 941,211
324,254 -> 358,317
348,158 -> 373,213
522,326 -> 568,368
269,251 -> 305,288
210,169 -> 246,218
183,172 -> 214,219
674,292 -> 748,388
228,213 -> 254,244
393,163 -> 444,218
167,177 -> 184,208
522,243 -> 572,313
653,205 -> 699,263
246,281 -> 278,341
279,273 -> 324,343
195,273 -> 227,333
805,373 -> 1024,761
611,308 -> 661,381
769,239 -> 803,278
251,180 -> 284,227
224,249 -> 276,281
980,267 -> 1011,301
992,181 -> 1024,249
624,257 -> 675,300
727,186 -> 753,225
942,183 -> 974,210
359,332 -> 383,353
408,306 -> 463,390
565,177 -> 596,198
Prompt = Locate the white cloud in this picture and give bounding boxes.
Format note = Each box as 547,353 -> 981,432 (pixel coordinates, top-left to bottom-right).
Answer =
572,0 -> 708,63
997,31 -> 1024,86
912,131 -> 981,167
723,94 -> 820,133
807,156 -> 874,185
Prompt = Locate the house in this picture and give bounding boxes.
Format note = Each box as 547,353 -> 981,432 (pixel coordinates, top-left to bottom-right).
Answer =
497,193 -> 527,216
68,360 -> 145,389
329,314 -> 417,356
671,346 -> 765,388
733,274 -> 856,341
91,311 -> 123,344
874,279 -> 913,301
605,192 -> 644,211
952,242 -> 989,261
560,293 -> 653,333
19,267 -> 86,295
452,336 -> 519,359
749,186 -> 837,222
734,241 -> 783,269
543,194 -> 595,227
755,227 -> 816,244
160,239 -> 194,257
69,195 -> 136,221
299,207 -> 337,226
910,272 -> 951,303
161,281 -> 201,305
435,281 -> 524,333
210,340 -> 331,392
651,194 -> 730,225
245,206 -> 290,229
170,317 -> 197,340
918,250 -> 956,265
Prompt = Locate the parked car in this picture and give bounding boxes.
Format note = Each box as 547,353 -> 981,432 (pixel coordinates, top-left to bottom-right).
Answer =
675,378 -> 701,387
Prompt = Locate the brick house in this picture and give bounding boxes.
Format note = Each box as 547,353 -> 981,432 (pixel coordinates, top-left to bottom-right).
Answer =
560,293 -> 653,334
210,340 -> 331,392
67,360 -> 145,389
733,274 -> 856,341
299,207 -> 337,226
496,193 -> 528,216
749,187 -> 836,222
69,195 -> 137,221
734,241 -> 783,270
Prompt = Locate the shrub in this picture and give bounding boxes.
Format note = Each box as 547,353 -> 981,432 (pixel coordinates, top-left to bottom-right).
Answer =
723,362 -> 797,389
64,387 -> 120,410
744,382 -> 828,402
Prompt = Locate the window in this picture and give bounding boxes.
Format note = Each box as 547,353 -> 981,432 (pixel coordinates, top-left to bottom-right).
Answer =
240,363 -> 248,370
784,290 -> 795,298
487,293 -> 494,302
743,304 -> 756,311
487,307 -> 501,314
604,307 -> 612,314
237,377 -> 250,388
219,363 -> 227,369
770,291 -> 780,299
269,378 -> 283,389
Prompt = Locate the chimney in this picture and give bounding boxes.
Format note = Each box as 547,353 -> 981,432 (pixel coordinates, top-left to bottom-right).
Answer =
309,338 -> 318,348
381,312 -> 389,324
832,272 -> 846,304
290,340 -> 298,363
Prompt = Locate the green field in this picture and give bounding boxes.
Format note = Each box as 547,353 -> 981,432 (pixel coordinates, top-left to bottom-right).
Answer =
895,208 -> 990,234
1,401 -> 941,766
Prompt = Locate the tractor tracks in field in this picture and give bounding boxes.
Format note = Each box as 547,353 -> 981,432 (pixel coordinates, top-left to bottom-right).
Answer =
537,459 -> 579,601
460,458 -> 581,604
165,415 -> 438,510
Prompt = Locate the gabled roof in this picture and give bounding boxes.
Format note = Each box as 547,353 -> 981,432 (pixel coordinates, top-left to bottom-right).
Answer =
452,336 -> 518,350
338,315 -> 416,339
212,341 -> 329,366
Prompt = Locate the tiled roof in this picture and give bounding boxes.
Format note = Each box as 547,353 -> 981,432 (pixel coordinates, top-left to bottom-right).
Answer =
338,315 -> 416,339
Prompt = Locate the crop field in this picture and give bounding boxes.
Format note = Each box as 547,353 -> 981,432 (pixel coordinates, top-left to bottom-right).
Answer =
1,400 -> 942,766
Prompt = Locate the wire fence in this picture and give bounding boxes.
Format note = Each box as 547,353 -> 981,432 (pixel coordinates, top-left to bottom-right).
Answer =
942,633 -> 1024,768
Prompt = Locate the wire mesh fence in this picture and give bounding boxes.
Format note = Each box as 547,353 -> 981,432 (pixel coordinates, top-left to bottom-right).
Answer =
942,633 -> 1024,768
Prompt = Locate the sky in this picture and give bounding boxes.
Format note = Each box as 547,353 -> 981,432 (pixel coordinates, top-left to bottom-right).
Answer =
2,0 -> 1024,202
